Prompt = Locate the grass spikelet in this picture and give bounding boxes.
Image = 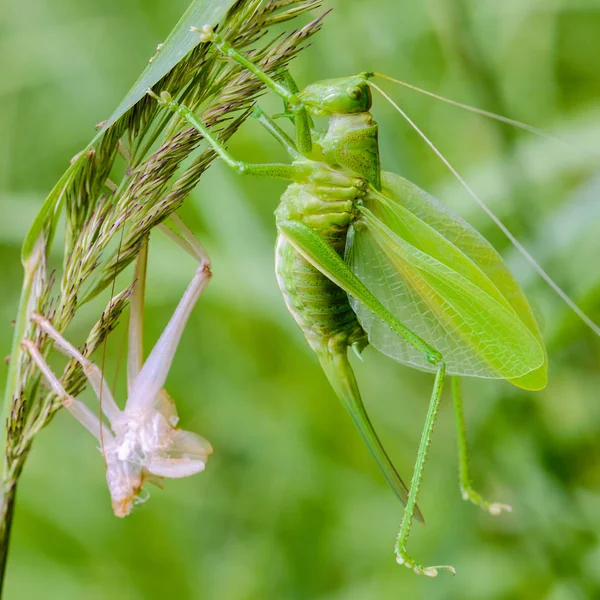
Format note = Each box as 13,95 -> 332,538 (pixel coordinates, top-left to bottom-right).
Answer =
0,0 -> 325,588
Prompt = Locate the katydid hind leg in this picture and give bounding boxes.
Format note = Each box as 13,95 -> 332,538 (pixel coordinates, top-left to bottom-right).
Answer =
279,220 -> 454,574
452,377 -> 512,516
278,221 -> 454,577
318,350 -> 423,523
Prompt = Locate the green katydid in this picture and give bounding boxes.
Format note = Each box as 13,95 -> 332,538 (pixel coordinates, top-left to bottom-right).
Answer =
148,24 -> 599,576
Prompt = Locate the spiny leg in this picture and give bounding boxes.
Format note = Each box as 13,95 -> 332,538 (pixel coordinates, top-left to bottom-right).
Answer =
21,339 -> 114,442
452,377 -> 511,516
30,313 -> 121,425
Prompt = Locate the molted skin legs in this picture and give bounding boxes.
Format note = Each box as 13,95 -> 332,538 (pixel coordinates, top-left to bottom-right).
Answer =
126,258 -> 211,411
30,312 -> 122,425
22,217 -> 213,517
21,339 -> 114,442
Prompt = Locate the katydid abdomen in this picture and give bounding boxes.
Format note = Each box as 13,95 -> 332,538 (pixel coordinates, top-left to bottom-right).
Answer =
275,224 -> 366,354
274,173 -> 419,518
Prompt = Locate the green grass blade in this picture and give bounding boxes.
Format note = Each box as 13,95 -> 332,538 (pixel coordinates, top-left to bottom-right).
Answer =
21,155 -> 83,263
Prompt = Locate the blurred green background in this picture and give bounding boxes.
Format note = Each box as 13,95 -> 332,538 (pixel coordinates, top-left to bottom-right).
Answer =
2,0 -> 600,598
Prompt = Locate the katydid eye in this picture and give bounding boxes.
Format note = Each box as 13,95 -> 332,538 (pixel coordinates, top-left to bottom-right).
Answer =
347,86 -> 362,100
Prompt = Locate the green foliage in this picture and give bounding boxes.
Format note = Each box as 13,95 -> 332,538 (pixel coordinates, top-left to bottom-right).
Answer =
20,0 -> 239,262
1,0 -> 599,598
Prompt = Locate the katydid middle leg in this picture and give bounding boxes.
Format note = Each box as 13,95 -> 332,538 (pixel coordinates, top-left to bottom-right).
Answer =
252,105 -> 299,159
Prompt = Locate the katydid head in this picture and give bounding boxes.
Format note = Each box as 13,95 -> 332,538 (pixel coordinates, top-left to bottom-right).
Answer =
298,75 -> 372,116
105,454 -> 144,518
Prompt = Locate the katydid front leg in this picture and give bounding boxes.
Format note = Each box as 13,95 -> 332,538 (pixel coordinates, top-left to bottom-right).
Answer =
193,25 -> 314,153
147,89 -> 302,181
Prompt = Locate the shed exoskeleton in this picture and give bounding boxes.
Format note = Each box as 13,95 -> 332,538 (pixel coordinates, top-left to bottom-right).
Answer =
22,217 -> 213,516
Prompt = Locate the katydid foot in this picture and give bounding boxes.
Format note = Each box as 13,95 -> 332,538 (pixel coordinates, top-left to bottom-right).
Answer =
460,486 -> 512,516
395,546 -> 456,577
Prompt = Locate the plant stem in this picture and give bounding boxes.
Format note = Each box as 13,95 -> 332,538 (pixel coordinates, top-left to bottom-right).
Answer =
0,234 -> 46,591
0,262 -> 37,592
